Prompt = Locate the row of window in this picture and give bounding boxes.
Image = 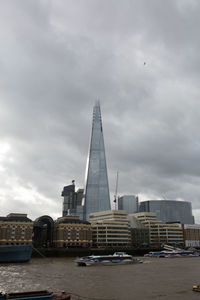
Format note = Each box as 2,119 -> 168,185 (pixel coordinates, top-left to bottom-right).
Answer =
91,213 -> 128,218
6,237 -> 30,240
94,235 -> 130,239
60,227 -> 91,230
2,225 -> 32,229
150,230 -> 182,234
95,230 -> 129,234
150,226 -> 181,230
97,239 -> 130,242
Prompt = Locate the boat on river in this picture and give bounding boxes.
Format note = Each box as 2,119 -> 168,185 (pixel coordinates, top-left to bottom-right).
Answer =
0,290 -> 71,300
75,252 -> 142,266
193,285 -> 200,292
0,244 -> 33,263
144,250 -> 200,258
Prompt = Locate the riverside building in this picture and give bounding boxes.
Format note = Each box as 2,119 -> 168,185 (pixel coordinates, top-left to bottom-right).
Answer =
128,215 -> 149,248
90,210 -> 131,248
182,224 -> 200,248
0,213 -> 33,245
53,216 -> 92,248
132,212 -> 183,248
83,102 -> 111,220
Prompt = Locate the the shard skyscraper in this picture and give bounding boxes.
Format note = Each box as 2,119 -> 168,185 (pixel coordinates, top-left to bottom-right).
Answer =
83,102 -> 111,220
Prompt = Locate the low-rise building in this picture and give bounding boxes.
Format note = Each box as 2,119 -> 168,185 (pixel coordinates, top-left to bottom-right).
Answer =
90,210 -> 131,248
53,216 -> 92,248
182,224 -> 200,248
0,213 -> 33,245
132,212 -> 183,248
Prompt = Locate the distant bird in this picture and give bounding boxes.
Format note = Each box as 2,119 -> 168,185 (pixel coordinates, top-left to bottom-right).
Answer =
144,62 -> 146,65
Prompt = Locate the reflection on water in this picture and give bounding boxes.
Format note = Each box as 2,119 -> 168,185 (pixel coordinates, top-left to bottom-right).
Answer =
0,257 -> 199,300
0,258 -> 122,300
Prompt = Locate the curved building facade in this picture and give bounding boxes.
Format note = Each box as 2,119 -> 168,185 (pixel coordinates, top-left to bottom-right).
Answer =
139,200 -> 194,224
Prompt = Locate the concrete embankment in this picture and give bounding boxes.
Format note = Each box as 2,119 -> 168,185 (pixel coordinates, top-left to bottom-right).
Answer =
32,247 -> 157,258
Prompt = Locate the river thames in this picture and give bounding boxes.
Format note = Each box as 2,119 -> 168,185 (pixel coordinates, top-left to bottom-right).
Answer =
0,256 -> 200,299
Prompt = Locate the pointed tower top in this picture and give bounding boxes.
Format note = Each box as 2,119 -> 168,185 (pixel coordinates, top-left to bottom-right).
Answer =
95,99 -> 100,107
93,100 -> 102,127
84,102 -> 110,220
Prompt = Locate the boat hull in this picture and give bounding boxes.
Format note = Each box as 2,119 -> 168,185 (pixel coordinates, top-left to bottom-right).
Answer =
0,244 -> 33,263
80,260 -> 141,266
76,255 -> 142,266
0,290 -> 71,300
144,250 -> 200,258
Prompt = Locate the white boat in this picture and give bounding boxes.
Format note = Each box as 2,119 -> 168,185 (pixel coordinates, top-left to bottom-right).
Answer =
144,250 -> 200,258
75,252 -> 142,266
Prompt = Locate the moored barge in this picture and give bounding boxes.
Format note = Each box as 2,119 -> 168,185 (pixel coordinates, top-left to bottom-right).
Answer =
0,290 -> 71,300
0,244 -> 33,263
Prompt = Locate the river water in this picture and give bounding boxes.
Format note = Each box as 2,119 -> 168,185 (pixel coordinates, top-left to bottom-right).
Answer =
0,257 -> 200,300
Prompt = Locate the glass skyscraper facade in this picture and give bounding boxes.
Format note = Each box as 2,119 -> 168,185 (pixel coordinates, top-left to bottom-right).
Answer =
139,200 -> 194,224
62,183 -> 84,219
62,183 -> 76,217
118,195 -> 138,214
83,102 -> 111,220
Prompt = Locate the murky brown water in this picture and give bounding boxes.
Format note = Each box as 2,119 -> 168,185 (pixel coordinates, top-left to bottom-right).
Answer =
0,257 -> 200,300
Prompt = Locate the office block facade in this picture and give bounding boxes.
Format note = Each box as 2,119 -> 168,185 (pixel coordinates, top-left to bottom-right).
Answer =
133,212 -> 183,248
76,189 -> 84,206
62,183 -> 76,216
139,200 -> 194,224
118,195 -> 138,214
90,210 -> 131,248
62,183 -> 84,219
182,224 -> 200,248
128,214 -> 149,248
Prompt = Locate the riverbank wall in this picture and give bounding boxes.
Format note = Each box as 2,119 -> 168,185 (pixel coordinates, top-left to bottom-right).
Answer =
32,247 -> 159,258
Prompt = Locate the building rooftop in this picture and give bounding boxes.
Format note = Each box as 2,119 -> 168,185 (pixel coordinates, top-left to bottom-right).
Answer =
0,213 -> 32,222
55,216 -> 90,225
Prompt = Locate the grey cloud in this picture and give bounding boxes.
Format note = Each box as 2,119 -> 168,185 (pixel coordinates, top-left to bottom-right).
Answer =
0,0 -> 200,222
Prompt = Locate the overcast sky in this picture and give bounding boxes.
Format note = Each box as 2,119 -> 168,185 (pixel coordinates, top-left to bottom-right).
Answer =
0,0 -> 200,222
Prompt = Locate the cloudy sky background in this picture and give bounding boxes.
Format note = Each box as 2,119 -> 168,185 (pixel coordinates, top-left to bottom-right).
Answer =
0,0 -> 200,222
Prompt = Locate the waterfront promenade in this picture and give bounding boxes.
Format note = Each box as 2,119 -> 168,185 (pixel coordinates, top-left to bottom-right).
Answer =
0,256 -> 200,299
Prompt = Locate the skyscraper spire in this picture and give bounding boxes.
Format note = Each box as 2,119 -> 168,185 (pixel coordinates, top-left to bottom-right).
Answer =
83,102 -> 111,220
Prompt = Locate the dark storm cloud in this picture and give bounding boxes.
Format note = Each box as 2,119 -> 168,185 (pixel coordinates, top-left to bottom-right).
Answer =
0,0 -> 200,221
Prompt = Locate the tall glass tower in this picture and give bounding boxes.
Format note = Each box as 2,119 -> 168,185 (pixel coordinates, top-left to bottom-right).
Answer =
83,102 -> 111,220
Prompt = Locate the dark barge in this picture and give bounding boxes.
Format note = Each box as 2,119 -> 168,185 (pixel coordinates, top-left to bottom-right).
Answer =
0,290 -> 71,300
0,245 -> 33,263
